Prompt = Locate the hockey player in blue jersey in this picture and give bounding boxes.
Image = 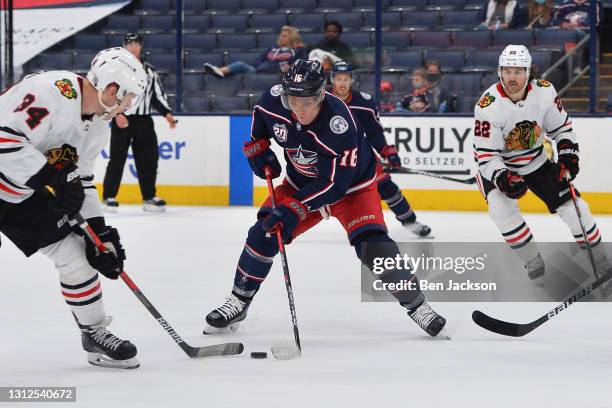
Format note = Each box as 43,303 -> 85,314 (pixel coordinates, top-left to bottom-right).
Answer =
204,60 -> 446,338
330,61 -> 432,237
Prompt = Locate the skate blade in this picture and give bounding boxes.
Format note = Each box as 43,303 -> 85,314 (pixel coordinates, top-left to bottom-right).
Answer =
87,352 -> 140,369
202,322 -> 240,335
432,328 -> 451,340
102,206 -> 118,214
143,204 -> 167,213
271,345 -> 301,360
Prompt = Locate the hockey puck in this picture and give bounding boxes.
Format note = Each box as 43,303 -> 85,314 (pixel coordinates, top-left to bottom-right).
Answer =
250,351 -> 268,359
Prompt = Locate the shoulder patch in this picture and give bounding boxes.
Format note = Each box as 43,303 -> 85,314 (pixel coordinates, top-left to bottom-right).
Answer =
360,92 -> 371,100
536,79 -> 552,88
55,78 -> 78,100
477,92 -> 495,108
330,115 -> 349,134
270,84 -> 282,97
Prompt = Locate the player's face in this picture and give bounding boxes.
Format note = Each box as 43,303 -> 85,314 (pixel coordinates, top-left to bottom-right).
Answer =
332,73 -> 351,99
125,42 -> 142,59
287,94 -> 322,125
500,67 -> 528,95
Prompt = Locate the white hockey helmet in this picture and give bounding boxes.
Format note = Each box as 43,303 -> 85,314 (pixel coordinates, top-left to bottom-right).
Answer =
87,47 -> 147,117
497,45 -> 532,88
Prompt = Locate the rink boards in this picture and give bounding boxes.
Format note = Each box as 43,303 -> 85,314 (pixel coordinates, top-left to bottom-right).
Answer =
91,115 -> 612,213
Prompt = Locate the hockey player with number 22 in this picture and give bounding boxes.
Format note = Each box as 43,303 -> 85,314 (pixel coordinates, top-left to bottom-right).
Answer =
329,61 -> 432,237
0,48 -> 147,368
205,59 -> 447,339
474,44 -> 611,280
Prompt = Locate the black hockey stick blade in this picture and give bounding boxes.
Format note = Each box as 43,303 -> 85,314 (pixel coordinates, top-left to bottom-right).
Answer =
472,310 -> 547,337
185,342 -> 244,358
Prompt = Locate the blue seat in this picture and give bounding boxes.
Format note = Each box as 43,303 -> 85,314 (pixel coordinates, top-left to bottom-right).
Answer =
184,0 -> 207,13
140,0 -> 172,12
482,72 -> 499,88
183,33 -> 218,51
206,0 -> 242,13
227,51 -> 262,66
453,30 -> 491,48
182,73 -> 206,91
401,11 -> 440,28
364,12 -> 402,28
426,0 -> 465,10
531,50 -> 552,72
141,15 -> 173,32
147,53 -> 177,71
72,52 -> 98,70
332,13 -> 364,31
341,32 -> 372,48
184,15 -> 211,32
425,50 -> 465,72
318,0 -> 351,11
73,34 -> 107,51
145,34 -> 176,51
390,0 -> 427,9
210,15 -> 249,32
183,95 -> 211,112
217,34 -> 258,50
204,75 -> 242,96
258,33 -> 281,49
299,32 -> 322,46
250,14 -> 288,31
441,10 -> 482,27
534,28 -> 577,50
354,0 -> 390,9
456,94 -> 480,113
385,50 -> 423,69
210,95 -> 250,112
280,0 -> 316,12
441,73 -> 483,95
413,31 -> 451,48
290,13 -> 326,30
242,0 -> 280,12
381,31 -> 411,49
185,52 -> 225,68
242,73 -> 282,93
36,52 -> 73,69
464,50 -> 499,70
492,30 -> 534,48
106,15 -> 140,32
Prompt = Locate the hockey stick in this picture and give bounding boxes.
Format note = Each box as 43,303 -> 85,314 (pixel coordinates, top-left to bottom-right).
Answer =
383,166 -> 477,185
264,167 -> 302,360
71,214 -> 244,358
567,174 -> 599,279
472,268 -> 612,337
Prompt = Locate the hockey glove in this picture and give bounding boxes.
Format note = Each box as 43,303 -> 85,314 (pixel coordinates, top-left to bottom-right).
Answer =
261,197 -> 308,243
492,168 -> 528,199
381,144 -> 401,168
84,220 -> 126,280
243,138 -> 282,180
556,140 -> 579,181
26,162 -> 85,216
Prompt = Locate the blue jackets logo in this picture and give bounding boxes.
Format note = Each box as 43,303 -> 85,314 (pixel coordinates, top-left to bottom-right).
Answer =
273,123 -> 288,142
286,145 -> 318,177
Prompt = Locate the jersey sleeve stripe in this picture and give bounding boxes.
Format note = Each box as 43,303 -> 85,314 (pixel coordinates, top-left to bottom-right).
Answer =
305,130 -> 337,156
254,105 -> 292,125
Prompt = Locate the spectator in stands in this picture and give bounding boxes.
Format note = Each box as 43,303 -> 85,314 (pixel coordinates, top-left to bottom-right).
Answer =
309,21 -> 354,65
525,0 -> 553,28
424,60 -> 454,113
553,0 -> 602,29
396,69 -> 435,113
204,26 -> 306,78
477,0 -> 521,30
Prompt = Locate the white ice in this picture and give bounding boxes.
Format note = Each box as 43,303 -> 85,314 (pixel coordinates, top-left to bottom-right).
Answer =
1,207 -> 611,408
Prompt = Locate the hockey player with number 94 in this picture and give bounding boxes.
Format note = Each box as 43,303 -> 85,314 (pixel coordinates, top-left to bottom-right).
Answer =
0,48 -> 147,368
204,59 -> 447,339
473,44 -> 611,281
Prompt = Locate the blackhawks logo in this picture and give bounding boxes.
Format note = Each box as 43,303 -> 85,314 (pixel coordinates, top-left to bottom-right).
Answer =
536,79 -> 551,88
45,144 -> 79,166
477,92 -> 495,108
55,78 -> 78,99
504,120 -> 542,150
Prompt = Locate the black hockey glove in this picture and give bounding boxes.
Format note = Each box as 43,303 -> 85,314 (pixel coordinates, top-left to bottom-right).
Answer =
26,162 -> 85,216
243,138 -> 282,180
84,219 -> 126,280
556,140 -> 579,181
261,197 -> 308,243
492,168 -> 527,199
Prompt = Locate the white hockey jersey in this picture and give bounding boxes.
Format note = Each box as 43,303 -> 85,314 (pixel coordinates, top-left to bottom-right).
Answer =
473,79 -> 575,181
0,70 -> 107,219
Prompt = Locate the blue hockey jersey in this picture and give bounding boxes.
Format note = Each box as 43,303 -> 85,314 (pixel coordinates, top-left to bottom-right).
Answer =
251,84 -> 377,212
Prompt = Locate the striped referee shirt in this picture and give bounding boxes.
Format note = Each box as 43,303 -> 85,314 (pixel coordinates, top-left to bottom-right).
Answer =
127,61 -> 172,117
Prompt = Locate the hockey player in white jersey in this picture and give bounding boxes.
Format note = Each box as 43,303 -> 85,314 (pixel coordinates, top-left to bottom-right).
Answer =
0,47 -> 146,368
474,44 -> 610,280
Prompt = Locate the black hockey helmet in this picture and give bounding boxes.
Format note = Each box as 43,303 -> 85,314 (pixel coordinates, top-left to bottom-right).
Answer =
123,32 -> 144,46
330,61 -> 354,83
281,59 -> 327,109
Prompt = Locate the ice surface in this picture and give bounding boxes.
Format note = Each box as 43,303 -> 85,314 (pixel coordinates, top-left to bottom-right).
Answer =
1,207 -> 611,408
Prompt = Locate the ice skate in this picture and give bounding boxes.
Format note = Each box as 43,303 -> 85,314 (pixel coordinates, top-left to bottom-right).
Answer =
81,317 -> 139,369
102,198 -> 119,214
143,196 -> 167,212
407,301 -> 448,338
402,219 -> 433,238
204,294 -> 250,334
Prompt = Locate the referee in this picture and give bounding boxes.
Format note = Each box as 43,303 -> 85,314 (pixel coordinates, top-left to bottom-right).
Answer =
102,32 -> 177,213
